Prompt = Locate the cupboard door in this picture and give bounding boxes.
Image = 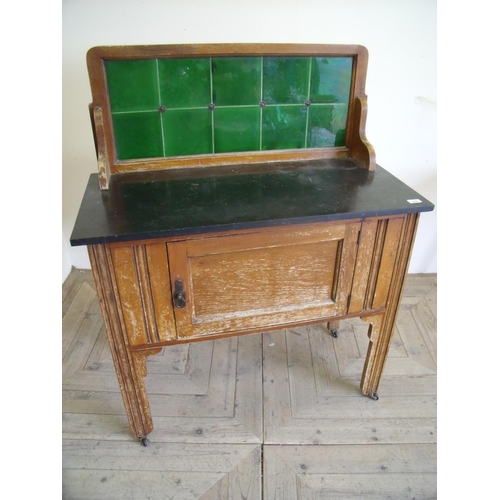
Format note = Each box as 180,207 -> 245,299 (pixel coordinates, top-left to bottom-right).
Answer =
167,222 -> 360,339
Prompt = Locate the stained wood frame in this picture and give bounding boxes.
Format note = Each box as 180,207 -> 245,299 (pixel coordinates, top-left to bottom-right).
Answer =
87,212 -> 421,443
87,43 -> 376,189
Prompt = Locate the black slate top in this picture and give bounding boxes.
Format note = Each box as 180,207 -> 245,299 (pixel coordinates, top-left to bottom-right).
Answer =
70,158 -> 434,246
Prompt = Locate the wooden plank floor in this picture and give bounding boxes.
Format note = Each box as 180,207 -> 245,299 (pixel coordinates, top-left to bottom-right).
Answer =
62,269 -> 437,499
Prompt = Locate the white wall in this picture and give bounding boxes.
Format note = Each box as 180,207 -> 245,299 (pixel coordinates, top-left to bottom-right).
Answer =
62,0 -> 437,282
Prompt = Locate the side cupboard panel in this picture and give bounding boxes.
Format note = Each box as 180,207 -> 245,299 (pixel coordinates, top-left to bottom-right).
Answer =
349,216 -> 406,314
108,242 -> 176,345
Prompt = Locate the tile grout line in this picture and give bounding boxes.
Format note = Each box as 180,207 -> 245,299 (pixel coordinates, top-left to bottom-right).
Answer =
260,57 -> 264,152
111,102 -> 338,115
156,59 -> 166,157
304,57 -> 313,149
210,57 -> 215,154
112,110 -> 164,115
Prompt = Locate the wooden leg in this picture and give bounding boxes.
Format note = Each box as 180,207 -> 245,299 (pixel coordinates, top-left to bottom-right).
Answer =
128,349 -> 162,443
359,213 -> 420,399
360,314 -> 387,399
327,320 -> 340,338
88,244 -> 161,443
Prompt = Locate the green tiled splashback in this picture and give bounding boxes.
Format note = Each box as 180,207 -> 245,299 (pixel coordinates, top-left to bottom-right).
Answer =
105,56 -> 353,160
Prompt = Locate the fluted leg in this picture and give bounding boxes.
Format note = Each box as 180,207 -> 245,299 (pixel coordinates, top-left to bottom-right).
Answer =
359,213 -> 420,399
88,244 -> 161,443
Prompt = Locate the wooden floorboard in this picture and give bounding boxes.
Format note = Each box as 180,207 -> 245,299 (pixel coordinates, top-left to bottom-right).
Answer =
263,444 -> 436,499
62,269 -> 437,499
62,440 -> 261,500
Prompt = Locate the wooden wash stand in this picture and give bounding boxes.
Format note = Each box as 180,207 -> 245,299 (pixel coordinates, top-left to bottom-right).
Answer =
70,44 -> 434,446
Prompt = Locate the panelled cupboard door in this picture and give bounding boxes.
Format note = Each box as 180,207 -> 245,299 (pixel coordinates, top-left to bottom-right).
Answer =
167,222 -> 361,339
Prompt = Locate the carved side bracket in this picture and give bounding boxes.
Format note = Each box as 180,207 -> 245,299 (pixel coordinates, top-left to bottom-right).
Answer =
89,105 -> 110,190
351,95 -> 376,170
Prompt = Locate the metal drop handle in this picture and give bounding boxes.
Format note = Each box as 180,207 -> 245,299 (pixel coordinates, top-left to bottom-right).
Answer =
174,280 -> 186,309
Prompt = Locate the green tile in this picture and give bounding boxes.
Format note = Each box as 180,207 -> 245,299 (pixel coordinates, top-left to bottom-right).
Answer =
158,58 -> 211,109
310,57 -> 353,104
105,55 -> 354,160
262,105 -> 307,150
212,57 -> 261,106
112,112 -> 163,160
214,107 -> 260,153
263,57 -> 310,105
163,109 -> 213,156
105,59 -> 159,112
307,104 -> 348,148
